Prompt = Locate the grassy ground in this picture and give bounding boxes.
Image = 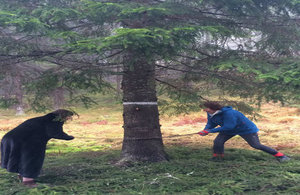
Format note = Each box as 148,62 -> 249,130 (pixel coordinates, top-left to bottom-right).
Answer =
0,97 -> 300,194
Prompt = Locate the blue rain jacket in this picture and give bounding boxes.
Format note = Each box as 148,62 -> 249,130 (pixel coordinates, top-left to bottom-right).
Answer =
204,106 -> 259,135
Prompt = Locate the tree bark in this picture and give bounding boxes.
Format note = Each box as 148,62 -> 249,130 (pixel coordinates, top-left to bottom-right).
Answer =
116,66 -> 122,99
120,52 -> 168,162
51,87 -> 65,110
14,69 -> 25,115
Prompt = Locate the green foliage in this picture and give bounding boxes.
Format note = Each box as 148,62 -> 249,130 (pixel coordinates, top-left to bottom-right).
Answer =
0,0 -> 299,110
119,7 -> 170,22
32,7 -> 80,24
0,6 -> 49,33
213,57 -> 300,104
0,97 -> 18,108
81,1 -> 122,25
67,26 -> 199,60
0,10 -> 16,25
25,69 -> 113,111
157,81 -> 203,116
100,27 -> 198,57
9,17 -> 49,33
258,60 -> 300,102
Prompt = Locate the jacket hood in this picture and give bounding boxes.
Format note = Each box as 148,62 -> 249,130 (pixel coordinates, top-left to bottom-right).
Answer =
207,106 -> 232,117
221,106 -> 233,112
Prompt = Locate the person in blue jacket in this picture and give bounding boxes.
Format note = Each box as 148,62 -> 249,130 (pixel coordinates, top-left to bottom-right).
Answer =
198,101 -> 290,162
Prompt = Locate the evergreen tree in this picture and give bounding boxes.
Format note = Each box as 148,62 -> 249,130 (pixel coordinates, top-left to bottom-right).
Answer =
0,0 -> 299,162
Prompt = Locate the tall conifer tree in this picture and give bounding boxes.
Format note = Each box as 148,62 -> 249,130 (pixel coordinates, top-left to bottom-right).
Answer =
0,0 -> 299,162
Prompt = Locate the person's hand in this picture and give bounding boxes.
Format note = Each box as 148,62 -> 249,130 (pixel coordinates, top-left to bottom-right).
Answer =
198,130 -> 209,136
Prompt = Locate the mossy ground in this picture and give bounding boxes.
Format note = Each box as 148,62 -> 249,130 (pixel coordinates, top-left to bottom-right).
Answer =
0,147 -> 300,195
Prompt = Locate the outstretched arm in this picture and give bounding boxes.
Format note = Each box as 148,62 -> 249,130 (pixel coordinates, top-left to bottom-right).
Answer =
46,122 -> 74,140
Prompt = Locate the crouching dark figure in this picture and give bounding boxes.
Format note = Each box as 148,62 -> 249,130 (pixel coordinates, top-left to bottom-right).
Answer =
1,109 -> 75,187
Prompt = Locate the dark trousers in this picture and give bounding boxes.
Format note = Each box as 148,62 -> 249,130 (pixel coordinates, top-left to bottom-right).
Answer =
213,133 -> 278,155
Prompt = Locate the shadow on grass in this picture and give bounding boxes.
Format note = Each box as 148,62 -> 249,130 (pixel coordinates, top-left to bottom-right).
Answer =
1,147 -> 300,195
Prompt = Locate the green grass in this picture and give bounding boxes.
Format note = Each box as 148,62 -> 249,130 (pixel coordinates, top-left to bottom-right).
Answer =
1,146 -> 300,195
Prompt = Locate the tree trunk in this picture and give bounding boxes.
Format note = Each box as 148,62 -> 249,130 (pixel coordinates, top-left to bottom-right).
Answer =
120,52 -> 168,163
116,66 -> 122,99
14,69 -> 25,115
52,87 -> 65,110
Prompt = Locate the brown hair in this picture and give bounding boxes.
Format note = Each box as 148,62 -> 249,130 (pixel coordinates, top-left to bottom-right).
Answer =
202,101 -> 223,110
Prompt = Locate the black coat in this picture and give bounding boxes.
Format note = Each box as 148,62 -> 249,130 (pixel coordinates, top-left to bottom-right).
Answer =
1,113 -> 73,178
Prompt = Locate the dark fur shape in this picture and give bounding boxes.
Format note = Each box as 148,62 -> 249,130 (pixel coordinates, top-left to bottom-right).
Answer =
0,110 -> 74,178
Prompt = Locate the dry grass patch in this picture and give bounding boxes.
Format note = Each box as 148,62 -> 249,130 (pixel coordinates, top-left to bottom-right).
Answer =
0,103 -> 299,155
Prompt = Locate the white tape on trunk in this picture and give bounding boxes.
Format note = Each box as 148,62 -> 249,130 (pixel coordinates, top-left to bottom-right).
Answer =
123,102 -> 158,105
